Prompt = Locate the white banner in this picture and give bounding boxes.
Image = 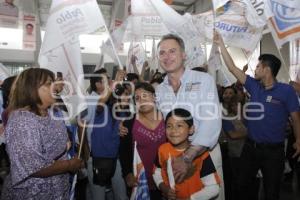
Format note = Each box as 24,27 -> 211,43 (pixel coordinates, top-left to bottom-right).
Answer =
193,7 -> 263,52
39,0 -> 105,118
207,42 -> 236,87
268,0 -> 300,47
23,14 -> 36,50
0,63 -> 9,81
272,0 -> 300,10
212,0 -> 229,10
131,0 -> 169,40
126,42 -> 147,74
109,0 -> 130,31
40,0 -> 105,54
290,39 -> 300,81
40,39 -> 87,118
150,0 -> 206,68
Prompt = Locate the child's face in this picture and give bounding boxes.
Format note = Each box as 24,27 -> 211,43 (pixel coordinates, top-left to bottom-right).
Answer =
166,115 -> 193,149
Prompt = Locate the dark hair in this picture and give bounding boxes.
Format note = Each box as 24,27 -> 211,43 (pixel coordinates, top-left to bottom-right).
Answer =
114,83 -> 126,96
223,85 -> 237,94
150,77 -> 164,85
125,73 -> 139,82
166,108 -> 193,128
258,54 -> 281,77
9,68 -> 54,115
1,75 -> 17,109
26,23 -> 34,28
157,34 -> 185,52
134,82 -> 155,94
192,66 -> 207,73
90,68 -> 107,92
56,72 -> 63,79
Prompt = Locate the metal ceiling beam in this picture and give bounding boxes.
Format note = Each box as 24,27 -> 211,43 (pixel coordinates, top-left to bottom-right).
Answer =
184,0 -> 200,13
97,0 -> 113,6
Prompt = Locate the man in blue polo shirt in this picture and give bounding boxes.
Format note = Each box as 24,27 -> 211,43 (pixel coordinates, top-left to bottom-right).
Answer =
215,31 -> 300,200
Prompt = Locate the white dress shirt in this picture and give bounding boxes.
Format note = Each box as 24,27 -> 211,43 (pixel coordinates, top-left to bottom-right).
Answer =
156,68 -> 221,148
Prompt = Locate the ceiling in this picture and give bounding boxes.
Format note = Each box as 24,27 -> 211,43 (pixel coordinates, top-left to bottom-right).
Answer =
37,0 -> 200,29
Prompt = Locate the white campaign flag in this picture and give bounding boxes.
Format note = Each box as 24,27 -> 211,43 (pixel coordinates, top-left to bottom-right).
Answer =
290,39 -> 300,81
150,0 -> 206,68
207,42 -> 221,81
212,0 -> 229,10
167,154 -> 175,190
207,42 -> 236,87
131,0 -> 169,40
39,0 -> 106,118
240,0 -> 266,28
272,0 -> 300,10
125,42 -> 147,74
267,0 -> 300,47
192,4 -> 263,52
109,0 -> 127,31
0,63 -> 9,81
150,38 -> 159,71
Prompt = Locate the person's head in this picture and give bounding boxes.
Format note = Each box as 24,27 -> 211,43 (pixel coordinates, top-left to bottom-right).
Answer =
124,73 -> 139,94
54,72 -> 64,94
152,71 -> 162,80
114,83 -> 130,109
125,73 -> 139,83
90,68 -> 109,94
9,68 -> 55,115
25,23 -> 34,35
255,54 -> 281,80
1,75 -> 17,109
150,77 -> 163,89
134,82 -> 156,114
165,108 -> 194,149
157,34 -> 186,74
222,86 -> 237,104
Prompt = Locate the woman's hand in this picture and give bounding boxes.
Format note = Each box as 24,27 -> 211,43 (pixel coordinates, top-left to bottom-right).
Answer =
67,157 -> 85,173
119,121 -> 128,137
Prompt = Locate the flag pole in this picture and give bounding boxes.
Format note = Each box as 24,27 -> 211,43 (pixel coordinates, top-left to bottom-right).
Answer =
69,120 -> 87,200
78,120 -> 87,159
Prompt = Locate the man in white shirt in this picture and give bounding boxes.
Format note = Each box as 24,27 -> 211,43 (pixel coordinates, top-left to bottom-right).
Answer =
155,34 -> 224,200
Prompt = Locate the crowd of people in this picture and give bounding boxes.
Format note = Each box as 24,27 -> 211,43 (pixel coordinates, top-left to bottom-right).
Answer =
0,32 -> 299,200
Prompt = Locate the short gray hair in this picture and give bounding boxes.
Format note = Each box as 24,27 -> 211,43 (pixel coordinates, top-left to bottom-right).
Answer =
157,34 -> 185,52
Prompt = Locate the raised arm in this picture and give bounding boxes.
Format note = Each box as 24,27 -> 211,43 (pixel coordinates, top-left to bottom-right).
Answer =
214,31 -> 247,84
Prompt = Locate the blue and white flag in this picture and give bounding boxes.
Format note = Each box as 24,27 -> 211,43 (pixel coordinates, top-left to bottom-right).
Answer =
130,142 -> 150,200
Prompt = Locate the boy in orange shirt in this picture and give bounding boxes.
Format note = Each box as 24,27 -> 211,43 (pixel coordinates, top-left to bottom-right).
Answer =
153,108 -> 220,200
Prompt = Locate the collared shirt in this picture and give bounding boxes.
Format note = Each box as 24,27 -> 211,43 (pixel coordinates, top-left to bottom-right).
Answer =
156,68 -> 221,149
244,75 -> 300,143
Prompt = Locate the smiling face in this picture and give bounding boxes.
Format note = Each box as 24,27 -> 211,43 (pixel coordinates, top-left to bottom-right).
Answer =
134,88 -> 155,114
166,115 -> 194,150
158,39 -> 186,74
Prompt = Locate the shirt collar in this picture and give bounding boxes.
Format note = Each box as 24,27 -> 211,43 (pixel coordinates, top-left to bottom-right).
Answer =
163,68 -> 191,86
